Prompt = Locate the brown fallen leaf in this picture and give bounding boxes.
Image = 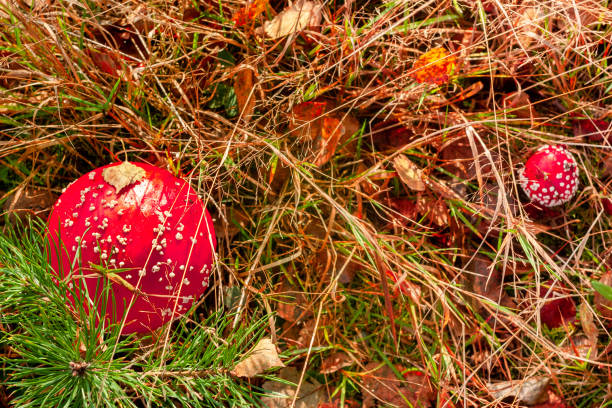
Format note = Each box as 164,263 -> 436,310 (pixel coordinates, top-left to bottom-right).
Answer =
261,367 -> 326,408
513,6 -> 544,49
564,301 -> 600,361
387,197 -> 419,228
319,351 -> 353,374
233,67 -> 257,122
467,258 -> 516,325
416,196 -> 450,227
261,0 -> 322,39
361,362 -> 434,408
371,120 -> 416,151
289,99 -> 360,167
438,136 -> 502,182
566,334 -> 597,360
231,338 -> 284,377
269,159 -> 292,192
314,116 -> 345,167
532,389 -> 571,408
296,317 -> 327,348
3,187 -> 57,221
276,282 -> 312,323
503,90 -> 535,120
86,19 -> 150,79
393,155 -> 426,192
289,99 -> 327,141
489,376 -> 549,405
580,301 -> 599,343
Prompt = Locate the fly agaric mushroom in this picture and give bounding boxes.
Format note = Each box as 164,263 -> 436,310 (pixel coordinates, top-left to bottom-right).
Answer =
46,162 -> 216,334
519,145 -> 579,207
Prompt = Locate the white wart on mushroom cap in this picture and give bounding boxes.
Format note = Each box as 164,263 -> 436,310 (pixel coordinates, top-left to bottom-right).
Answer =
519,145 -> 579,207
46,162 -> 216,334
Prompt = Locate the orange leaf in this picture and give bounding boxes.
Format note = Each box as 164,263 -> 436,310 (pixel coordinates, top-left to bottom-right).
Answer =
410,47 -> 456,85
233,67 -> 257,121
314,116 -> 344,166
233,0 -> 268,27
289,99 -> 359,167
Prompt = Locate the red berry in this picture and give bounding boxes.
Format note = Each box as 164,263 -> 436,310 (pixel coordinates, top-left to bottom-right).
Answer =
519,145 -> 579,207
46,162 -> 216,334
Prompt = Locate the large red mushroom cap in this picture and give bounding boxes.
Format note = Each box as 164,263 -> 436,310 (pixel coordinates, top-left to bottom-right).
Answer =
519,145 -> 579,207
46,162 -> 216,334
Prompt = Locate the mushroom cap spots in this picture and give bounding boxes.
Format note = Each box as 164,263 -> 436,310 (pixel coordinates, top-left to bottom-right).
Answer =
46,161 -> 216,334
519,145 -> 579,207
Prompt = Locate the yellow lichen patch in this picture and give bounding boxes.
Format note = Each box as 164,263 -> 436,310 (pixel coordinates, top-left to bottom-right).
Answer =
410,48 -> 457,85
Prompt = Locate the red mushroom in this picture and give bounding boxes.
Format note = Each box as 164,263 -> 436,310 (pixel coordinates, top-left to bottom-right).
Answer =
519,145 -> 579,207
46,162 -> 216,334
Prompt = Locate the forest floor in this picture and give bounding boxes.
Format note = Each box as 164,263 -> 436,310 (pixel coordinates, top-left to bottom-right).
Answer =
0,0 -> 611,407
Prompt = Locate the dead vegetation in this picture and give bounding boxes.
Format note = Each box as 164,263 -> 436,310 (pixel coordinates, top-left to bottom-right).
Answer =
0,0 -> 611,406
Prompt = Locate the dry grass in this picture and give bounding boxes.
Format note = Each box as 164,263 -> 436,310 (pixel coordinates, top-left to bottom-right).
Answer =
0,0 -> 611,406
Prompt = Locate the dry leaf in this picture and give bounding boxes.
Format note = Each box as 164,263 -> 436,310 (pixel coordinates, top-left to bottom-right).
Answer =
470,258 -> 512,307
439,136 -> 502,182
289,100 -> 328,141
410,47 -> 457,85
416,196 -> 450,227
386,270 -> 421,302
466,258 -> 515,330
234,67 -> 257,121
503,90 -> 534,120
532,389 -> 571,408
296,317 -> 327,348
580,301 -> 599,341
262,0 -> 322,39
320,351 -> 353,374
361,362 -> 434,408
233,0 -> 268,27
102,162 -> 146,193
489,376 -> 549,405
566,334 -> 597,360
88,49 -> 123,77
314,116 -> 344,166
513,7 -> 544,49
276,282 -> 312,323
261,367 -> 326,408
393,155 -> 426,191
539,281 -> 576,329
387,197 -> 418,228
231,338 -> 284,377
602,154 -> 612,179
573,117 -> 611,142
3,187 -> 57,221
289,99 -> 359,167
372,120 -> 416,151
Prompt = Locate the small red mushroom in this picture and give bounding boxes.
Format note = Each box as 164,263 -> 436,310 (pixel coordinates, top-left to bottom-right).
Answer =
519,145 -> 579,207
46,162 -> 216,334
